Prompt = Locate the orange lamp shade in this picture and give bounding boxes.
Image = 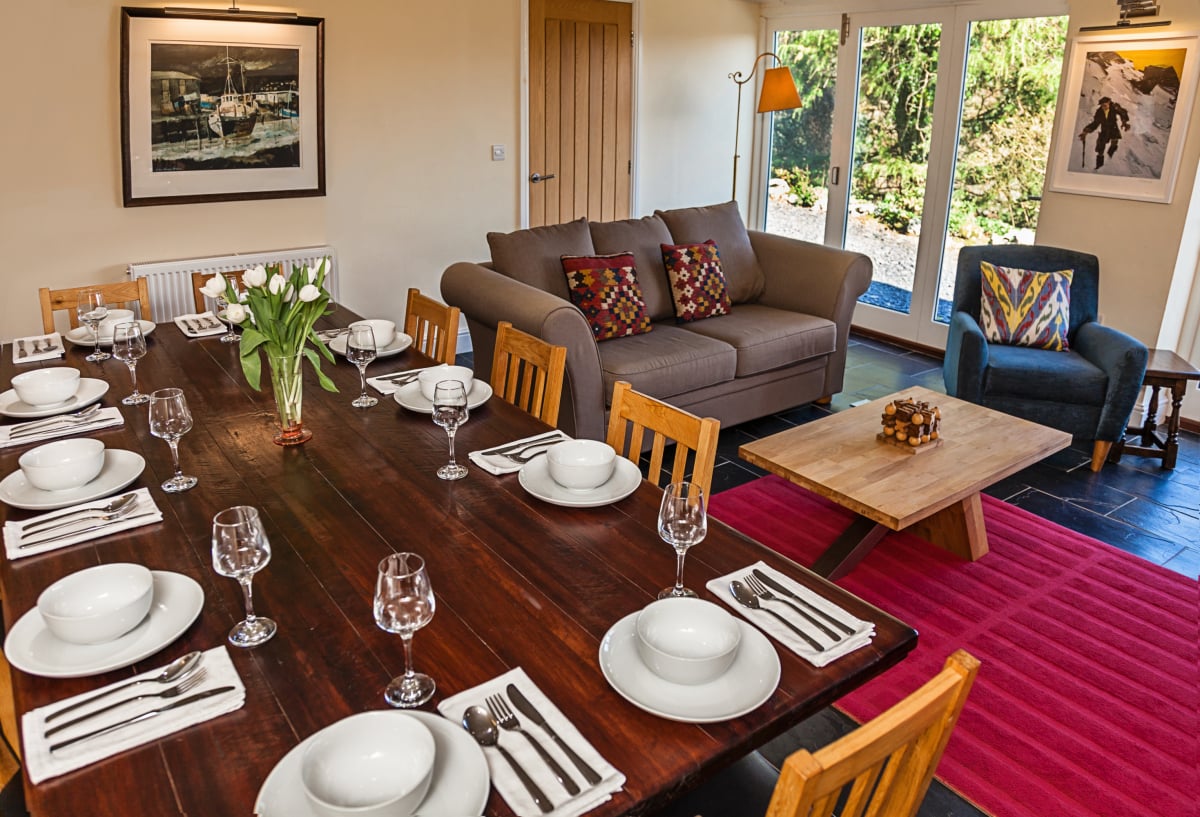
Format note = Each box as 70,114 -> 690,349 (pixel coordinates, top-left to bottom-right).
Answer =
757,66 -> 802,113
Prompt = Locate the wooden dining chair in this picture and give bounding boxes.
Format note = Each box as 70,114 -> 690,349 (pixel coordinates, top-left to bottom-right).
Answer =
404,288 -> 460,365
191,269 -> 246,312
39,279 -> 154,333
605,381 -> 720,498
491,321 -> 567,426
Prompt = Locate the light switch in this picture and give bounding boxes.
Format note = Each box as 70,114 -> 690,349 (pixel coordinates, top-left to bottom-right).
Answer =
491,144 -> 506,162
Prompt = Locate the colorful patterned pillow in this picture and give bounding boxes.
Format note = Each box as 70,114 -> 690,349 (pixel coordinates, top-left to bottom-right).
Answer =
660,240 -> 732,323
979,261 -> 1074,351
561,253 -> 653,341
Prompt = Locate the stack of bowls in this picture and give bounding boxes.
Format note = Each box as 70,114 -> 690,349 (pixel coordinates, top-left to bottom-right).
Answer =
545,439 -> 616,491
37,563 -> 155,645
633,597 -> 742,685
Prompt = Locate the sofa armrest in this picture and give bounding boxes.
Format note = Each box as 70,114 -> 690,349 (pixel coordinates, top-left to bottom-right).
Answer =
441,262 -> 606,439
1074,321 -> 1148,441
943,311 -> 988,402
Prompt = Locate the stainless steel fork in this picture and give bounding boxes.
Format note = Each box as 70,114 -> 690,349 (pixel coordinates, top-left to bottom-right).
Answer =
44,669 -> 209,738
486,693 -> 581,795
743,574 -> 842,642
501,442 -> 559,464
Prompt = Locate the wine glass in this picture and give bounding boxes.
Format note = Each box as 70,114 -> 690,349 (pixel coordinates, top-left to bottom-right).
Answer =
111,322 -> 149,405
212,506 -> 277,648
432,381 -> 468,480
215,280 -> 240,344
148,387 -> 198,492
346,324 -> 378,408
657,481 -> 707,599
76,288 -> 109,362
374,552 -> 436,707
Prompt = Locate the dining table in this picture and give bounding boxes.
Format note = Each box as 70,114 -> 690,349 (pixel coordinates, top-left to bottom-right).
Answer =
0,305 -> 917,817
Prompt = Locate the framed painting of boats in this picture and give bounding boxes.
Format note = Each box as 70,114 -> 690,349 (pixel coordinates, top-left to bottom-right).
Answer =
120,8 -> 325,206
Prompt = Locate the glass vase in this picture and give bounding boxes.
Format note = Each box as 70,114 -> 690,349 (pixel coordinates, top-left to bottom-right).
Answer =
268,351 -> 312,446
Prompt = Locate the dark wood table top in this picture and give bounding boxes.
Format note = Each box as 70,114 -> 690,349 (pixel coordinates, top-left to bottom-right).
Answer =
0,307 -> 916,816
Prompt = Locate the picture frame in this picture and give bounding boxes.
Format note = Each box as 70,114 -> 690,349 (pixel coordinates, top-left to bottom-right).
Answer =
121,7 -> 325,207
1047,31 -> 1198,204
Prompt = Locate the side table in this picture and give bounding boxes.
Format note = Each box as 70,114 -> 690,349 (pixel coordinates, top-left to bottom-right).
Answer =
1109,348 -> 1200,469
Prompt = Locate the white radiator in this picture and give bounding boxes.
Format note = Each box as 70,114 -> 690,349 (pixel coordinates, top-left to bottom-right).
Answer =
127,246 -> 339,322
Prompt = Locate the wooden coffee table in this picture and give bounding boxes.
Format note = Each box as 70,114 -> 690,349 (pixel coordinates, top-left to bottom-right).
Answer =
740,387 -> 1072,579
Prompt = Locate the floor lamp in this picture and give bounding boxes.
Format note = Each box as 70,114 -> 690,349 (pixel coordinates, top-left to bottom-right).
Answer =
729,52 -> 802,200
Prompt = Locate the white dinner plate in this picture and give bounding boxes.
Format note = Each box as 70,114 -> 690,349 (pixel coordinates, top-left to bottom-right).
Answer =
254,710 -> 490,817
3,571 -> 204,679
598,611 -> 781,723
519,456 -> 642,508
64,320 -> 157,347
329,332 -> 413,358
0,449 -> 145,510
393,380 -> 493,413
0,378 -> 109,419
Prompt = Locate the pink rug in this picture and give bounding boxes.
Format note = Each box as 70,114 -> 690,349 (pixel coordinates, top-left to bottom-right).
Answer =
709,476 -> 1198,817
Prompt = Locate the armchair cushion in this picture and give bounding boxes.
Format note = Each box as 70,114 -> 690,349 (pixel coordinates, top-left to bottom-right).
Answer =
656,201 -> 765,303
985,345 -> 1108,405
488,218 -> 594,302
661,240 -> 731,322
979,261 -> 1073,351
562,253 -> 653,341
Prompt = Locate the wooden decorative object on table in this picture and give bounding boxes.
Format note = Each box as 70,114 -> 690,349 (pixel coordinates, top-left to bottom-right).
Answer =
878,396 -> 943,454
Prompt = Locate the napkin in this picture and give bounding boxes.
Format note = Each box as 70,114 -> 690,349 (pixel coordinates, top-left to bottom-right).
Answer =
4,488 -> 164,560
173,312 -> 226,338
22,645 -> 245,783
0,407 -> 125,449
469,431 -> 571,475
11,334 -> 65,364
438,667 -> 625,817
706,561 -> 875,668
367,367 -> 432,396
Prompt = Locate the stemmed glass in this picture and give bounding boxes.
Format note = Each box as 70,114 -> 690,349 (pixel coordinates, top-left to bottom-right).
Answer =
111,322 -> 149,405
76,288 -> 110,362
374,552 -> 436,707
215,281 -> 241,343
346,324 -> 378,408
657,481 -> 707,599
432,381 -> 469,480
212,506 -> 277,648
148,387 -> 198,492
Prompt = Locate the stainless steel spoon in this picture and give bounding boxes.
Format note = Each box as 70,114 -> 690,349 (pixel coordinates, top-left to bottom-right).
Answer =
729,580 -> 824,651
44,651 -> 204,723
21,493 -> 138,535
463,705 -> 553,813
9,404 -> 102,436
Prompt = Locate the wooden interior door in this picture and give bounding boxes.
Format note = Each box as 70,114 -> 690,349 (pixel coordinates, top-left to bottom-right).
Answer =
529,0 -> 632,227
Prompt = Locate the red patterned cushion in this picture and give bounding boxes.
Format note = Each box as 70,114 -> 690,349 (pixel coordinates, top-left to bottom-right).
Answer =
561,253 -> 653,341
661,240 -> 732,322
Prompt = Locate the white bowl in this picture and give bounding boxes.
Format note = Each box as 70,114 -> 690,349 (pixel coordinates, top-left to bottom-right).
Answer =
98,309 -> 136,334
635,597 -> 742,685
37,563 -> 154,645
301,712 -> 436,817
19,438 -> 106,492
417,365 -> 474,402
546,439 -> 616,491
10,367 -> 81,407
349,319 -> 396,349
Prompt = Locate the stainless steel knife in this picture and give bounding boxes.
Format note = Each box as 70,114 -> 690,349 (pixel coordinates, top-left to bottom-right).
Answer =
506,683 -> 602,785
20,512 -> 161,549
751,569 -> 856,636
49,685 -> 237,752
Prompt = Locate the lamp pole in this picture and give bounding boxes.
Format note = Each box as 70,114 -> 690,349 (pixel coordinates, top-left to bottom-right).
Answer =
729,52 -> 801,201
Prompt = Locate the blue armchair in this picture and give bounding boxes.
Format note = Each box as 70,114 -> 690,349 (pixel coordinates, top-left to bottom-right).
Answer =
943,245 -> 1148,472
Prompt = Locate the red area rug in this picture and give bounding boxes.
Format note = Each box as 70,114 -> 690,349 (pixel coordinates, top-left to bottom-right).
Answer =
709,476 -> 1199,817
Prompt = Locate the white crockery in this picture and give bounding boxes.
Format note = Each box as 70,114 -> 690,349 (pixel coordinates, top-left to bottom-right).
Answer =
417,365 -> 474,402
635,597 -> 741,685
349,319 -> 396,349
37,563 -> 154,645
19,438 -> 106,492
98,309 -> 135,333
546,439 -> 616,491
301,711 -> 436,817
10,368 -> 81,407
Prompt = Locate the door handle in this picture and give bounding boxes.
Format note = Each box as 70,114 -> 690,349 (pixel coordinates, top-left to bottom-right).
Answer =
828,166 -> 840,186
530,172 -> 556,183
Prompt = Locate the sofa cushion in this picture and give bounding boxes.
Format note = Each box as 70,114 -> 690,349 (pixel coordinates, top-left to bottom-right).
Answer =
488,218 -> 595,302
597,324 -> 737,402
661,240 -> 732,323
678,304 -> 836,377
561,253 -> 653,341
985,345 -> 1107,405
656,201 -> 766,304
589,215 -> 675,322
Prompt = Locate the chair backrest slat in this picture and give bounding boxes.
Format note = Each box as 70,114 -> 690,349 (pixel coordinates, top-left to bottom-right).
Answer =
405,288 -> 459,365
40,279 -> 154,333
490,321 -> 566,427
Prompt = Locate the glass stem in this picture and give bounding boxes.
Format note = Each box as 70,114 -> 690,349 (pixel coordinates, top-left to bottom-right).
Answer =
358,364 -> 368,399
127,362 -> 139,394
239,577 -> 257,624
401,633 -> 416,679
167,438 -> 183,479
446,429 -> 457,466
92,326 -> 100,356
674,548 -> 687,593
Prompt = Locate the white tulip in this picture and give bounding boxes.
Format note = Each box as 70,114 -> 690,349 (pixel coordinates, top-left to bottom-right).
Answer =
268,273 -> 287,295
305,264 -> 320,283
225,303 -> 248,324
284,285 -> 295,301
244,264 -> 269,288
298,284 -> 321,303
200,273 -> 226,299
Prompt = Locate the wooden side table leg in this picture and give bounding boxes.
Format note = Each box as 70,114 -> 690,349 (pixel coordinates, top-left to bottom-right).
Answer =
908,494 -> 990,562
1163,381 -> 1187,469
1140,385 -> 1162,446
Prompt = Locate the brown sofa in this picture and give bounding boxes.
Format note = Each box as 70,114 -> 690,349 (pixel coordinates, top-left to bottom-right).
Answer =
441,201 -> 872,440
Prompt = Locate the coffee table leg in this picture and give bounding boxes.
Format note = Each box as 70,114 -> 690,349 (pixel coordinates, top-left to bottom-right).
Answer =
812,516 -> 889,581
909,494 -> 989,562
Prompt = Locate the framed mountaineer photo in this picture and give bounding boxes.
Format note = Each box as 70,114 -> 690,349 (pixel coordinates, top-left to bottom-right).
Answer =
120,7 -> 325,207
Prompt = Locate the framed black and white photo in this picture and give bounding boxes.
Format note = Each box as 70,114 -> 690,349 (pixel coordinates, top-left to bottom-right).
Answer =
1048,31 -> 1198,204
121,7 -> 325,207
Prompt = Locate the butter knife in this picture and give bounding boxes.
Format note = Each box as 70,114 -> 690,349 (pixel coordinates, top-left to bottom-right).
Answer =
751,568 -> 856,635
506,683 -> 602,785
49,685 -> 236,752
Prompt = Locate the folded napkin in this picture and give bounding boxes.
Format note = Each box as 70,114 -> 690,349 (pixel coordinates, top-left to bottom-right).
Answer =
367,367 -> 432,396
23,645 -> 245,783
4,488 -> 164,560
173,312 -> 226,338
706,561 -> 875,668
11,334 -> 65,364
469,431 -> 571,475
438,667 -> 624,817
0,407 -> 125,449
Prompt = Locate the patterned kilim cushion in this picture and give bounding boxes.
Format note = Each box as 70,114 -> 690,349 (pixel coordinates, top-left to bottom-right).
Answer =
561,252 -> 653,341
979,261 -> 1074,351
661,240 -> 731,322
